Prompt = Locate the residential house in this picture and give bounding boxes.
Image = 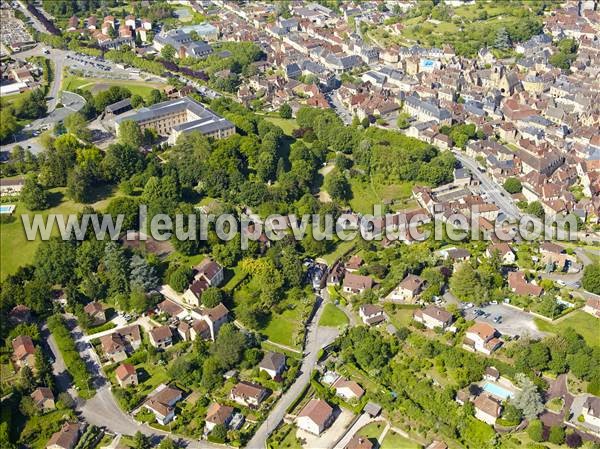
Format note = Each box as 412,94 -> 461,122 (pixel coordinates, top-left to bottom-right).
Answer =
486,243 -> 516,264
144,384 -> 182,425
473,394 -> 502,425
582,396 -> 600,428
583,298 -> 600,318
387,274 -> 425,303
259,351 -> 286,380
345,435 -> 373,449
31,387 -> 55,412
46,423 -> 79,449
115,363 -> 138,387
148,326 -> 173,349
342,273 -> 373,295
83,301 -> 106,325
9,304 -> 31,324
157,299 -> 186,319
413,305 -> 454,330
463,323 -> 502,355
327,261 -> 345,286
296,399 -> 335,435
100,325 -> 141,362
358,304 -> 386,326
508,271 -> 543,297
12,335 -> 36,369
425,442 -> 448,449
198,303 -> 229,340
230,381 -> 268,408
332,377 -> 364,402
183,259 -> 224,306
484,367 -> 500,382
345,255 -> 363,272
205,403 -> 234,432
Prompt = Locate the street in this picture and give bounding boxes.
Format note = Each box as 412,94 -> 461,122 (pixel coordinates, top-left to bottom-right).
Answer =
246,294 -> 340,449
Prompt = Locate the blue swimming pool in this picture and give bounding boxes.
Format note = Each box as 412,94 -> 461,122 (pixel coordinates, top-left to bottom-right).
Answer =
483,382 -> 514,400
0,205 -> 15,214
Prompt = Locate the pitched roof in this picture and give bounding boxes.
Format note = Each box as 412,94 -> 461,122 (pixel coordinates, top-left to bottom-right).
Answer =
201,303 -> 229,322
332,378 -> 364,399
343,272 -> 373,291
421,305 -> 453,323
47,423 -> 79,449
194,258 -> 222,281
31,386 -> 54,404
231,381 -> 267,400
260,351 -> 286,371
467,322 -> 497,341
298,399 -> 333,426
398,274 -> 424,291
157,299 -> 184,317
115,363 -> 136,381
206,403 -> 234,425
345,435 -> 373,449
473,394 -> 501,417
584,396 -> 600,418
150,385 -> 181,405
12,335 -> 35,360
83,301 -> 104,315
149,325 -> 172,342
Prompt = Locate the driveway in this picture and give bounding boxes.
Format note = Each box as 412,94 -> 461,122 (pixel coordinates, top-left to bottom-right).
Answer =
297,408 -> 354,449
246,294 -> 341,449
463,303 -> 546,339
333,413 -> 377,449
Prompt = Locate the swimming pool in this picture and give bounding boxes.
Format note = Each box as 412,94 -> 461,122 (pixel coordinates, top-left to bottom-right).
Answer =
0,205 -> 15,214
483,382 -> 514,400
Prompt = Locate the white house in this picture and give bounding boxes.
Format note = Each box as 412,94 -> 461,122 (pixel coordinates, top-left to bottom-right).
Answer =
473,394 -> 502,425
259,351 -> 286,380
413,305 -> 454,330
332,377 -> 364,402
358,304 -> 385,326
463,323 -> 502,355
582,396 -> 600,428
387,274 -> 425,302
296,399 -> 335,435
486,243 -> 516,264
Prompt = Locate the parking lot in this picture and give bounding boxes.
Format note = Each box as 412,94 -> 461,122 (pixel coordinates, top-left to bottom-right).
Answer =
462,303 -> 547,339
66,53 -> 137,80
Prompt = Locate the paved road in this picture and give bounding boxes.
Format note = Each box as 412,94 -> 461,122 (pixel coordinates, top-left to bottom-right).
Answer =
246,294 -> 340,449
17,1 -> 47,34
452,151 -> 521,220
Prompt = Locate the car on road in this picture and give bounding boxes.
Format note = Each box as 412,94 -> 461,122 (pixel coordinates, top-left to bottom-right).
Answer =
493,315 -> 502,323
556,280 -> 567,287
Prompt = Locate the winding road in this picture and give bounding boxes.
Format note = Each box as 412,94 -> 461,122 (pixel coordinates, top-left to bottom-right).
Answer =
246,294 -> 340,449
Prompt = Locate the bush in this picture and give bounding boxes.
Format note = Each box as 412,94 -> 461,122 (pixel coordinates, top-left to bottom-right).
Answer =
527,419 -> 545,442
548,426 -> 565,445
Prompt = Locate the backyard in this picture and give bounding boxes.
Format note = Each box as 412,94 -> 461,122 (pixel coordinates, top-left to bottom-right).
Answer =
534,311 -> 600,348
318,303 -> 349,328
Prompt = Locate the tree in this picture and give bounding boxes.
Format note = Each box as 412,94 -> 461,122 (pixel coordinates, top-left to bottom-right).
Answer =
130,94 -> 144,108
211,323 -> 246,369
326,170 -> 351,202
118,120 -> 144,148
64,112 -> 90,140
169,265 -> 192,292
396,112 -> 411,129
210,424 -> 227,443
147,89 -> 166,106
157,437 -> 176,449
106,196 -> 140,231
512,373 -> 544,420
527,201 -> 545,219
161,43 -> 176,61
503,177 -> 522,194
565,432 -> 582,448
494,27 -> 511,50
129,255 -> 158,291
0,108 -> 21,142
21,175 -> 49,210
279,103 -> 292,119
104,241 -> 130,296
449,263 -> 482,303
67,165 -> 94,203
201,287 -> 224,308
582,263 -> 600,295
133,431 -> 150,449
548,426 -> 565,445
527,419 -> 544,442
102,142 -> 145,182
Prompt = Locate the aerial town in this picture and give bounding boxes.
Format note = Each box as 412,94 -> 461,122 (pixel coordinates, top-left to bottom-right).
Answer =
0,1 -> 599,449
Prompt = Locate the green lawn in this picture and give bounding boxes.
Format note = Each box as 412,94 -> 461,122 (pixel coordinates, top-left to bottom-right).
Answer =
318,303 -> 349,328
62,75 -> 166,99
263,115 -> 299,136
380,431 -> 420,449
349,176 -> 414,215
321,239 -> 355,265
0,185 -> 121,279
261,305 -> 303,349
384,304 -> 419,329
356,421 -> 386,440
534,311 -> 600,348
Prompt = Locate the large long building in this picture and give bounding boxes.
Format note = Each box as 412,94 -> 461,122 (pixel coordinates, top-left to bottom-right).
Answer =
115,96 -> 235,144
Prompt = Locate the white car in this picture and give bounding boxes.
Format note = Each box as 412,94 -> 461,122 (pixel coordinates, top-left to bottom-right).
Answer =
556,280 -> 567,287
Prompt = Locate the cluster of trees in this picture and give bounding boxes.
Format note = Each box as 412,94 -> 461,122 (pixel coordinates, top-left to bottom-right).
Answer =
41,0 -> 105,17
582,263 -> 600,295
1,89 -> 48,143
503,177 -> 522,194
549,38 -> 579,70
506,329 -> 600,395
439,123 -> 483,149
0,145 -> 38,178
449,254 -> 504,304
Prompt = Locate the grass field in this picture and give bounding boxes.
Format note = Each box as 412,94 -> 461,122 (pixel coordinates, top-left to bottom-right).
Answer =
534,311 -> 600,348
0,185 -> 121,279
349,177 -> 414,214
263,115 -> 299,136
261,304 -> 304,349
321,239 -> 355,265
62,75 -> 166,98
318,303 -> 349,328
380,431 -> 420,449
356,421 -> 386,440
384,304 -> 419,329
